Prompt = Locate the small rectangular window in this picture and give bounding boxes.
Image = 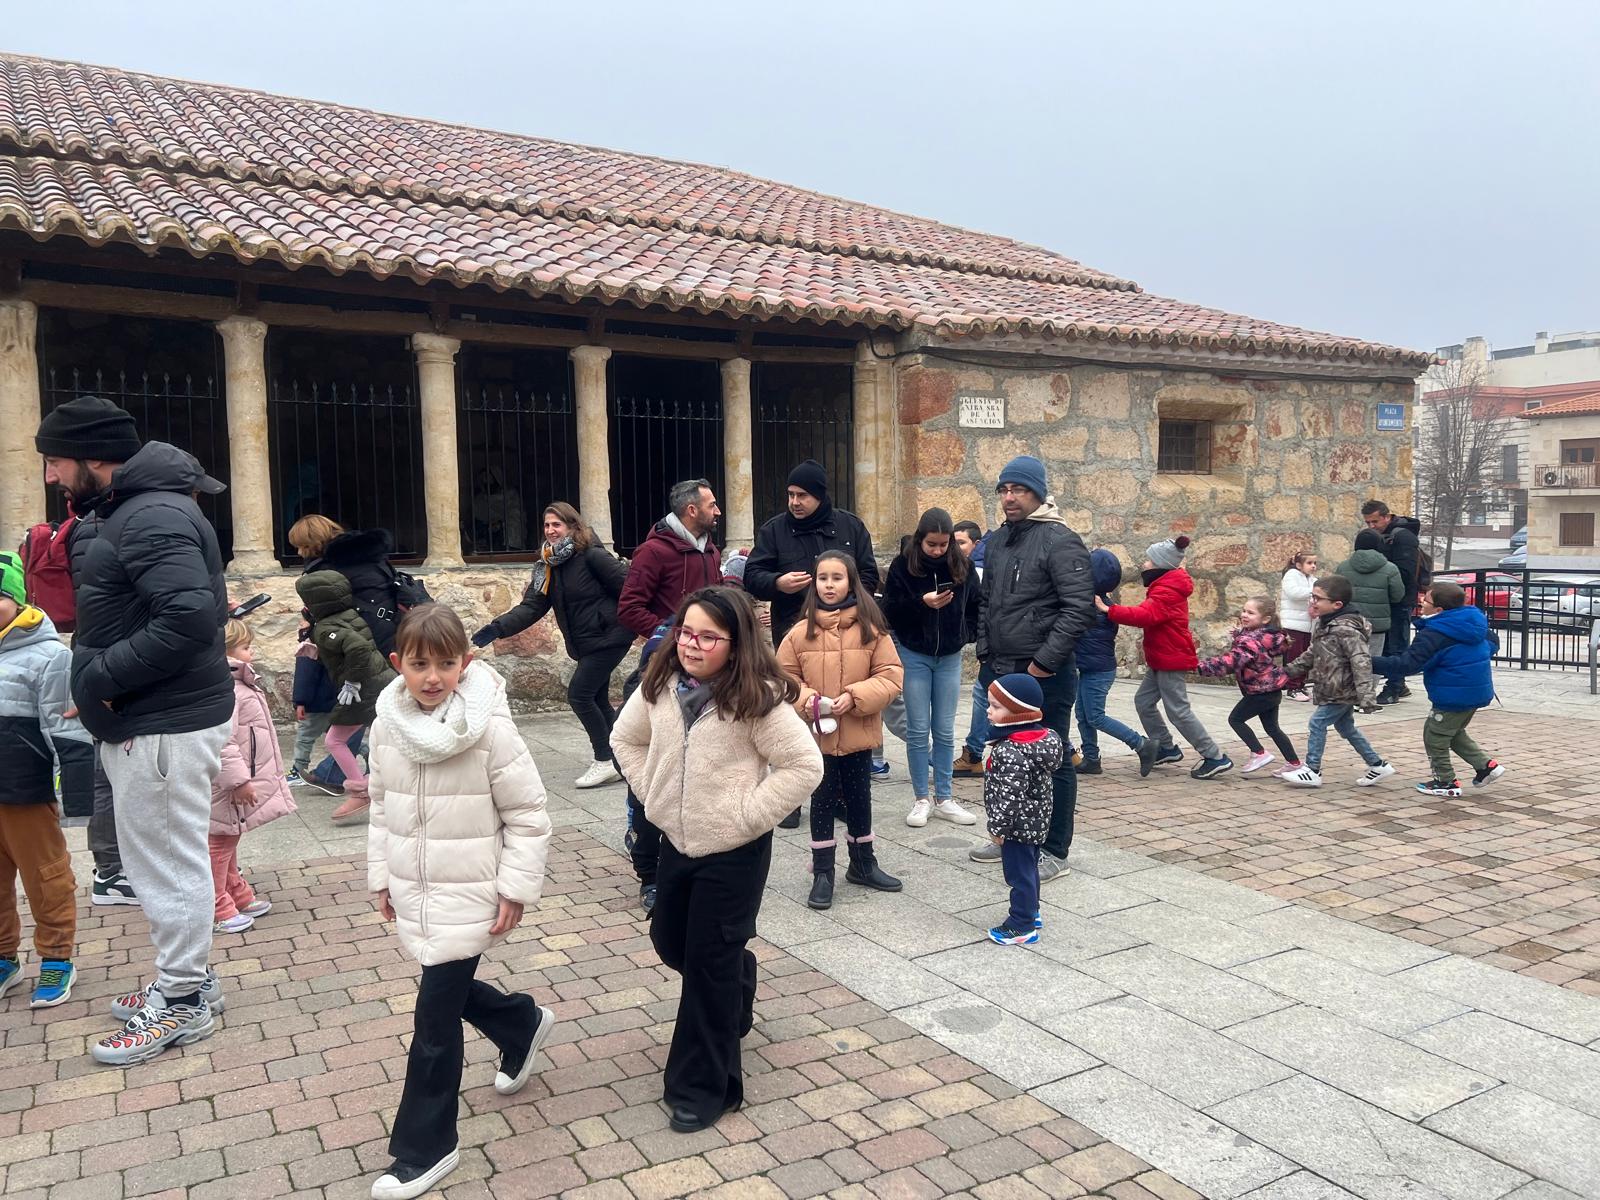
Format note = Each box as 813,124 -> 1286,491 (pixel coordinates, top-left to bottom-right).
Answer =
1560,512 -> 1595,547
1501,444 -> 1519,482
1157,418 -> 1213,474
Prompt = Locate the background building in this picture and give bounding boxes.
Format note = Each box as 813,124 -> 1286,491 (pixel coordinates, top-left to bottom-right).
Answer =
0,55 -> 1428,702
1519,392 -> 1600,568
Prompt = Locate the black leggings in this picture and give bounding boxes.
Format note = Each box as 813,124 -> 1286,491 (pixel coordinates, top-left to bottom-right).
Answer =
1228,691 -> 1298,760
568,641 -> 631,760
808,750 -> 874,866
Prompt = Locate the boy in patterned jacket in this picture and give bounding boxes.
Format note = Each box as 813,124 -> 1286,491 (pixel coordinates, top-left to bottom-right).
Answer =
983,673 -> 1063,946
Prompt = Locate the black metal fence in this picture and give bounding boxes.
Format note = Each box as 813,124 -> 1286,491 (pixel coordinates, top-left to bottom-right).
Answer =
607,357 -> 723,557
752,363 -> 854,524
267,331 -> 424,562
1437,567 -> 1600,670
457,347 -> 577,560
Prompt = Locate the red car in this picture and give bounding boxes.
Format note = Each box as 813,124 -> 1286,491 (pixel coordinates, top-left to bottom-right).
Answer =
1430,571 -> 1516,621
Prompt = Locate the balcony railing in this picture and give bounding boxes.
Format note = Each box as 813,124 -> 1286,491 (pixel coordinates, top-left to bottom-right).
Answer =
1534,463 -> 1600,489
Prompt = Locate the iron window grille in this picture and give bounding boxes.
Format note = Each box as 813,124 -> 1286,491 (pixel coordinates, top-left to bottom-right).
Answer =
1157,418 -> 1213,474
752,363 -> 855,524
1560,512 -> 1595,547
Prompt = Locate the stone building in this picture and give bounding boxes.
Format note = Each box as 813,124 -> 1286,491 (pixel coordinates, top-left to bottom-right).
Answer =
1518,393 -> 1600,568
0,55 -> 1429,700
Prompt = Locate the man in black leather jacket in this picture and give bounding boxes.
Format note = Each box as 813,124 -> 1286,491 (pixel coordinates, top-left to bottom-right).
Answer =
971,455 -> 1094,883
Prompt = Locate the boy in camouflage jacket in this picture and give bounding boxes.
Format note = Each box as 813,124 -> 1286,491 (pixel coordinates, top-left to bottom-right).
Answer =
983,673 -> 1062,946
1280,575 -> 1394,790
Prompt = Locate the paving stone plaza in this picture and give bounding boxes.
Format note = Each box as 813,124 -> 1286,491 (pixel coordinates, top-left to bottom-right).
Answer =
2,669 -> 1597,1199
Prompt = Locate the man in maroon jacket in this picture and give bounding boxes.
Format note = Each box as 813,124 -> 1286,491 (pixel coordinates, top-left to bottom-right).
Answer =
617,478 -> 722,639
614,478 -> 721,915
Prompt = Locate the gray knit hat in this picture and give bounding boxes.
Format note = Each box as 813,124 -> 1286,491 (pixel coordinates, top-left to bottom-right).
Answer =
1146,535 -> 1190,570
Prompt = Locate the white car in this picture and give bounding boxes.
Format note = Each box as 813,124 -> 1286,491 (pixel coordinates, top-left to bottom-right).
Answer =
1507,575 -> 1600,630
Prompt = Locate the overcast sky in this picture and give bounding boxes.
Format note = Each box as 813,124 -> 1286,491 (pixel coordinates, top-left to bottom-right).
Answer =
6,1 -> 1596,354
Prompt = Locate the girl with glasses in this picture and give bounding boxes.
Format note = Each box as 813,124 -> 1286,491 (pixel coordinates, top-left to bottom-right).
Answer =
610,587 -> 821,1135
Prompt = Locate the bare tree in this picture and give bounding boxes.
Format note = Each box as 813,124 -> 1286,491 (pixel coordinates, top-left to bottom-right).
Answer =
1414,355 -> 1511,569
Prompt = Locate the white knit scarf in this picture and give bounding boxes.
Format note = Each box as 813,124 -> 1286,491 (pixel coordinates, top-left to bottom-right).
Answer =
375,660 -> 504,765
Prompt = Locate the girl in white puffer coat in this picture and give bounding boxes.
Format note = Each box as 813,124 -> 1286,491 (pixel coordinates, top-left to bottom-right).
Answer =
366,605 -> 553,1200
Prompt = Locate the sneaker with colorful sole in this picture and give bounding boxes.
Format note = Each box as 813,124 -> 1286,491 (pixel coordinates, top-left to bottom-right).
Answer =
30,960 -> 75,1008
112,969 -> 225,1021
988,925 -> 1040,946
92,997 -> 216,1066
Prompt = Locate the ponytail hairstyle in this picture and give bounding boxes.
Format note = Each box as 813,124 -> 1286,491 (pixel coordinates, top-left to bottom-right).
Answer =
639,586 -> 798,718
1287,548 -> 1318,574
801,550 -> 890,645
1247,593 -> 1280,628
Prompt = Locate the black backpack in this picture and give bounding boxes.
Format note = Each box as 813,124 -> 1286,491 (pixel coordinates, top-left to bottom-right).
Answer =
348,564 -> 433,657
1392,515 -> 1433,589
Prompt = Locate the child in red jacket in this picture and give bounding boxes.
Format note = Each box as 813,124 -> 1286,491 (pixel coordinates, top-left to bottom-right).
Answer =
1095,537 -> 1231,779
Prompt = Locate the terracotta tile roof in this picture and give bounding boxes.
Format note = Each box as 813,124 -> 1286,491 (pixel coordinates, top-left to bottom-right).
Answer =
0,55 -> 1430,370
1517,390 -> 1600,418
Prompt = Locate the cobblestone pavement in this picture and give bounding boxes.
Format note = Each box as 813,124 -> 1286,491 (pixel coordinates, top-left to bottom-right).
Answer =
949,682 -> 1600,995
1,831 -> 1201,1200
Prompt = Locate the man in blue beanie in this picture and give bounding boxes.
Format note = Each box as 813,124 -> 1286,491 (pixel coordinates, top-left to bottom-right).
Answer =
970,455 -> 1094,883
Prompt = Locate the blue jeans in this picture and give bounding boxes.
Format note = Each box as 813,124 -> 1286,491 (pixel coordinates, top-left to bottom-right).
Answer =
1306,704 -> 1382,772
1382,602 -> 1412,692
1073,668 -> 1144,760
1001,839 -> 1040,932
979,660 -> 1077,860
900,647 -> 963,800
964,677 -> 991,756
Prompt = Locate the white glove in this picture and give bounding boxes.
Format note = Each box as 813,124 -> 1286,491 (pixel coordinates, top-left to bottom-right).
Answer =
337,681 -> 362,706
813,716 -> 838,735
814,696 -> 834,716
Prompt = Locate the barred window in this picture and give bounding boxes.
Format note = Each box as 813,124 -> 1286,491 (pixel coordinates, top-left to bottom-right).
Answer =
1157,418 -> 1213,474
752,363 -> 854,523
1560,512 -> 1595,547
608,355 -> 724,557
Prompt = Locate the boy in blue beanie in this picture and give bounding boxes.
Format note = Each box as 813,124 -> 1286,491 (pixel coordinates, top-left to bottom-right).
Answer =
982,673 -> 1062,946
1372,580 -> 1502,797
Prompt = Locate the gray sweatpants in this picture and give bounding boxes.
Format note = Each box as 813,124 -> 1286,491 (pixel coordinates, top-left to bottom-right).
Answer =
88,744 -> 120,876
101,723 -> 230,997
1134,670 -> 1221,760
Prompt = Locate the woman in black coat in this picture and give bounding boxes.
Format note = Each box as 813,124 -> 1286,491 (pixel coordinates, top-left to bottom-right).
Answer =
474,502 -> 634,788
881,507 -> 981,829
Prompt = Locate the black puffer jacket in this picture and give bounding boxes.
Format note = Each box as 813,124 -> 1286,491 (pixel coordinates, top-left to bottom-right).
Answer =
488,545 -> 633,660
977,503 -> 1095,675
745,504 -> 879,645
881,552 -> 979,658
1380,515 -> 1424,606
69,442 -> 232,742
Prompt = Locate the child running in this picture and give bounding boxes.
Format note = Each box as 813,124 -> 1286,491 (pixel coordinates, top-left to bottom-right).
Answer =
1197,596 -> 1301,776
983,673 -> 1063,946
0,551 -> 93,1009
368,605 -> 554,1199
210,619 -> 297,934
1281,575 -> 1396,789
1075,547 -> 1158,777
612,586 -> 822,1133
777,550 -> 905,910
1373,580 -> 1503,797
1096,536 -> 1232,778
296,570 -> 397,825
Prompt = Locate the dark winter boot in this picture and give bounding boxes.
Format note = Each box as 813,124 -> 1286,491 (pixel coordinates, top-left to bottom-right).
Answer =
808,845 -> 836,910
845,841 -> 902,892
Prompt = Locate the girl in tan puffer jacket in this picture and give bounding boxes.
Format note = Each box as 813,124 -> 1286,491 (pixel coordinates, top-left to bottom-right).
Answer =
366,605 -> 553,1200
777,550 -> 904,910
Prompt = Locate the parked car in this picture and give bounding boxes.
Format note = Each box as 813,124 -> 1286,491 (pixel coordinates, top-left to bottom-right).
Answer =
1510,526 -> 1528,551
1432,570 -> 1516,622
1498,545 -> 1527,569
1505,575 -> 1600,632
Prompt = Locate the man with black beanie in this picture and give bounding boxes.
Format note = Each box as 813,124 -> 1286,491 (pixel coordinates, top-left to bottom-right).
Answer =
744,460 -> 879,647
37,395 -> 234,1066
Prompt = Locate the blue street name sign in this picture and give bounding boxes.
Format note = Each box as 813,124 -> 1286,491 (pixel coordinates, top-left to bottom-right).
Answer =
1376,403 -> 1406,432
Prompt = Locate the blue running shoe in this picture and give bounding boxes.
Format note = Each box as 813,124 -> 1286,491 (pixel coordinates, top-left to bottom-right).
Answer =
0,957 -> 19,1002
869,760 -> 890,783
988,925 -> 1039,946
1153,744 -> 1185,767
31,960 -> 75,1008
1034,910 -> 1044,930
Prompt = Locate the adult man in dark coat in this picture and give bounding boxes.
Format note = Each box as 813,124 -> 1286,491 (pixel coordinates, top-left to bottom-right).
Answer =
970,455 -> 1095,884
37,396 -> 232,1065
744,460 -> 879,646
1362,499 -> 1424,705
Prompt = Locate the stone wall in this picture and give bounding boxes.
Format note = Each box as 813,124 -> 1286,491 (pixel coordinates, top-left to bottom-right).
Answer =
227,564 -> 634,715
894,354 -> 1415,666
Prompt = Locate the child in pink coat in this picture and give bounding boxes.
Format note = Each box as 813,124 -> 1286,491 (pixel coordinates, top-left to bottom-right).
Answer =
211,619 -> 298,934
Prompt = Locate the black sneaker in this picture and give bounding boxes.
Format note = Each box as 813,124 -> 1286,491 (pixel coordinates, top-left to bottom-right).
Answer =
1396,686 -> 1412,699
1414,778 -> 1462,797
1153,744 -> 1184,767
1189,755 -> 1234,779
371,1150 -> 461,1200
1472,761 -> 1505,787
640,884 -> 657,915
91,871 -> 140,907
1136,738 -> 1159,778
1375,691 -> 1400,706
778,808 -> 801,830
1077,755 -> 1103,775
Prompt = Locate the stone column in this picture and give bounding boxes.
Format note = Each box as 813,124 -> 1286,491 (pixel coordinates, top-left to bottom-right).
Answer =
412,333 -> 464,567
570,345 -> 614,548
853,341 -> 885,536
215,316 -> 278,572
721,357 -> 754,547
0,300 -> 42,550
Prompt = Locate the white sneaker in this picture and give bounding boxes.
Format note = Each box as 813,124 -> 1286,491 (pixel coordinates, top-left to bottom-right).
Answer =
241,900 -> 272,917
931,798 -> 978,826
214,913 -> 254,934
1355,762 -> 1396,787
371,1149 -> 460,1200
1281,766 -> 1323,788
906,799 -> 932,828
495,1005 -> 557,1095
574,760 -> 622,789
1241,751 -> 1275,775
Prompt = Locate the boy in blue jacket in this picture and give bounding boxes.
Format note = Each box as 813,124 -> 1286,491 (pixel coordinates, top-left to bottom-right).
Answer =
1372,580 -> 1502,798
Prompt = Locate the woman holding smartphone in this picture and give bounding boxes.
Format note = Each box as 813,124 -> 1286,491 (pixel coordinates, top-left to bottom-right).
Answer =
881,508 -> 981,828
